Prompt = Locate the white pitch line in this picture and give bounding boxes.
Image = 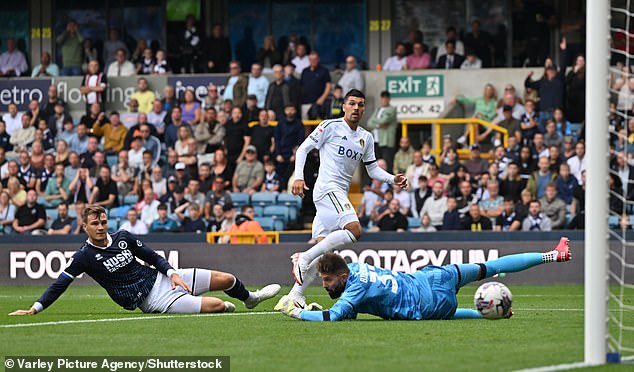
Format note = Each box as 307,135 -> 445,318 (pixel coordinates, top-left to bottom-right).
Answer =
513,361 -> 597,372
0,311 -> 279,329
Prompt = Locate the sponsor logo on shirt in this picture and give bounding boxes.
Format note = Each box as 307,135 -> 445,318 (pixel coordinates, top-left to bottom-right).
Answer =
103,249 -> 134,272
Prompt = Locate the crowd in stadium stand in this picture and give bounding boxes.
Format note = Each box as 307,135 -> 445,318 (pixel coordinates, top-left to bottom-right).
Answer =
0,15 -> 604,238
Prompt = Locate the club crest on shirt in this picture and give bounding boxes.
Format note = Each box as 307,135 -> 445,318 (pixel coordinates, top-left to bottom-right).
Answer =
136,240 -> 142,247
359,139 -> 365,148
118,240 -> 128,250
344,203 -> 351,210
95,253 -> 103,261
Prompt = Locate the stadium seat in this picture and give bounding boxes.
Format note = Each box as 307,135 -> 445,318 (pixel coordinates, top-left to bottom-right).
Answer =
251,192 -> 278,207
253,205 -> 264,217
273,218 -> 285,232
263,205 -> 290,222
45,208 -> 58,228
106,155 -> 119,167
68,208 -> 77,218
255,217 -> 275,231
107,218 -> 119,233
231,193 -> 250,208
109,205 -> 131,219
608,215 -> 619,228
122,194 -> 139,205
277,193 -> 302,221
408,217 -> 421,230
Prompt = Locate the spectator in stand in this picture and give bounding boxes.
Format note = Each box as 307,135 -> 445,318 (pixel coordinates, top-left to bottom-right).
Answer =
274,105 -> 305,183
6,176 -> 26,207
382,42 -> 407,71
301,51 -> 332,120
69,123 -> 89,155
46,202 -> 73,235
451,84 -> 497,146
567,141 -> 586,184
366,91 -> 398,171
565,53 -> 586,125
0,147 -> 8,178
256,35 -> 281,73
392,184 -> 411,217
522,200 -> 552,231
119,208 -> 148,235
56,20 -> 84,76
34,152 -> 54,195
12,190 -> 46,235
205,23 -> 231,73
9,113 -> 35,154
266,64 -> 291,119
540,183 -> 566,229
291,43 -> 309,75
463,20 -> 493,67
175,202 -> 206,233
195,108 -> 224,154
479,180 -> 504,225
79,103 -> 104,130
463,144 -> 489,181
406,42 -> 432,70
32,51 -> 59,77
41,85 -> 66,122
103,29 -> 127,67
204,176 -> 233,219
613,152 -> 634,201
243,95 -> 260,123
135,187 -> 160,227
228,205 -> 268,243
135,47 -> 155,75
42,163 -> 70,208
442,197 -> 462,230
393,137 -> 414,175
63,151 -> 80,180
248,63 -> 270,109
284,63 -> 302,110
321,85 -> 344,119
439,146 -> 460,182
130,78 -> 155,114
544,120 -> 564,149
225,107 -> 251,166
106,48 -> 135,77
463,203 -> 492,231
519,99 -> 539,144
527,156 -> 556,199
414,213 -> 436,232
147,100 -> 167,136
338,56 -> 364,94
494,197 -> 521,231
524,38 -> 568,128
499,161 -> 526,202
555,162 -> 578,206
357,179 -> 383,227
81,60 -> 107,114
435,26 -> 465,62
232,145 -> 264,195
204,84 -> 224,113
206,203 -> 225,234
0,37 -> 26,77
223,61 -> 248,108
150,203 -> 180,233
405,151 -> 430,189
410,175 -> 431,218
68,166 -> 93,204
178,90 -> 201,126
211,149 -> 232,190
56,119 -> 76,150
490,105 -> 521,146
89,166 -> 118,208
110,150 -> 136,197
184,178 -> 206,209
180,14 -> 202,73
3,103 -> 22,136
152,49 -> 171,75
460,49 -> 482,69
374,199 -> 408,232
164,107 -> 189,150
420,181 -> 447,230
436,40 -> 465,69
92,111 -> 127,154
81,38 -> 98,74
250,109 -> 275,163
531,132 -> 549,161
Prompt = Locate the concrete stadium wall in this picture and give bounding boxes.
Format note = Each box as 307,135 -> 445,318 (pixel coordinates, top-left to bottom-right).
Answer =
2,233 -> 586,286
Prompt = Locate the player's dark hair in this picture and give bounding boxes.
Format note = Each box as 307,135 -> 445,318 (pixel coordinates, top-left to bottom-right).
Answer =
317,253 -> 350,275
344,89 -> 365,103
83,205 -> 106,223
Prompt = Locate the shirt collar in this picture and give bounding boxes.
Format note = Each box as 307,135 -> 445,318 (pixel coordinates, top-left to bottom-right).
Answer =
87,233 -> 112,250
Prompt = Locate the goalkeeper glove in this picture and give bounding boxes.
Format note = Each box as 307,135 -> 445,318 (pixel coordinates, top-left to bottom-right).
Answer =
274,295 -> 303,319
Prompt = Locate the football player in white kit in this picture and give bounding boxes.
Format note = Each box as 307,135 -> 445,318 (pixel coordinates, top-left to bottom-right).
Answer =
281,89 -> 408,308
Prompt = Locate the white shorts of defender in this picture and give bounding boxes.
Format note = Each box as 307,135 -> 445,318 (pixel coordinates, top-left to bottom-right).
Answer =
139,268 -> 212,314
312,191 -> 358,240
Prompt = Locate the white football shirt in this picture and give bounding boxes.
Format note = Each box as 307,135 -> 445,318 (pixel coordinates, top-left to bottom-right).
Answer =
297,118 -> 376,200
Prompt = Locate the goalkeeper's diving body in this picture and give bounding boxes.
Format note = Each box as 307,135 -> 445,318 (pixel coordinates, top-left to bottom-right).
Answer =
276,238 -> 571,321
10,205 -> 280,316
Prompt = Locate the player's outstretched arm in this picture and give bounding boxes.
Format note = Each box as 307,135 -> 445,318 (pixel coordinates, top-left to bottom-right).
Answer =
9,308 -> 37,316
9,271 -> 77,315
365,162 -> 409,190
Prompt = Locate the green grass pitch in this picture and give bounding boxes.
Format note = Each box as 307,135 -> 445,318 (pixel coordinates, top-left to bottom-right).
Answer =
0,284 -> 631,371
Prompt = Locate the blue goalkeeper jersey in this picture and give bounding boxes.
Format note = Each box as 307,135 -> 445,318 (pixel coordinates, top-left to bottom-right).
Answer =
36,230 -> 173,311
325,263 -> 434,321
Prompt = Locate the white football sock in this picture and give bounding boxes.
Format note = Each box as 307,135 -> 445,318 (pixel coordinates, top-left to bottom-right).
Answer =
288,257 -> 320,299
299,229 -> 357,266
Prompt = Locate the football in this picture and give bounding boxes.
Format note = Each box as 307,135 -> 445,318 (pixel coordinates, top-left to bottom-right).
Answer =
474,282 -> 513,320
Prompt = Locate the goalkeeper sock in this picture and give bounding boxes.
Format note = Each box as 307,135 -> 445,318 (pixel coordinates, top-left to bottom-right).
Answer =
299,229 -> 357,267
224,276 -> 250,301
483,253 -> 544,276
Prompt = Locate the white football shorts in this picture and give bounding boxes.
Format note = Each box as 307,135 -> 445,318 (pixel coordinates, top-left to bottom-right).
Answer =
312,190 -> 359,239
139,268 -> 212,314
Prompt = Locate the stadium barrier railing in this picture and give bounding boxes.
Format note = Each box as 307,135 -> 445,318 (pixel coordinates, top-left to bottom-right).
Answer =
400,118 -> 509,161
206,231 -> 280,244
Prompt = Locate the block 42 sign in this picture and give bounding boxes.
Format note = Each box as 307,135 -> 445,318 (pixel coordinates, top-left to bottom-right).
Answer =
386,75 -> 443,98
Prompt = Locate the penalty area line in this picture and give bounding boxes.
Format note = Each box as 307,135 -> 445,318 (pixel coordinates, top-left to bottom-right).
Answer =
513,361 -> 598,372
0,311 -> 279,328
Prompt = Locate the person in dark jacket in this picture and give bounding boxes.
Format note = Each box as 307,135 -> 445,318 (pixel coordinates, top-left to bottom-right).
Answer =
274,104 -> 304,183
442,197 -> 462,230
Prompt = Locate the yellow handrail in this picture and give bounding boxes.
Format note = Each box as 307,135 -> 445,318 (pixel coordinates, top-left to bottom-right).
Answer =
400,118 -> 509,160
206,231 -> 279,244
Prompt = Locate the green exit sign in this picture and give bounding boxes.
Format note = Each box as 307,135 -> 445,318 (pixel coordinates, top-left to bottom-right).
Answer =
386,75 -> 444,98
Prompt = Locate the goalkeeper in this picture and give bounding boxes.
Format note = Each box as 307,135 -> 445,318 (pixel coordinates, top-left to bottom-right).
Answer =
276,238 -> 571,321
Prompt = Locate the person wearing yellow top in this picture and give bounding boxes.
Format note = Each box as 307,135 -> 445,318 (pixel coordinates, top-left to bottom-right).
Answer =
92,111 -> 128,154
130,77 -> 156,114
